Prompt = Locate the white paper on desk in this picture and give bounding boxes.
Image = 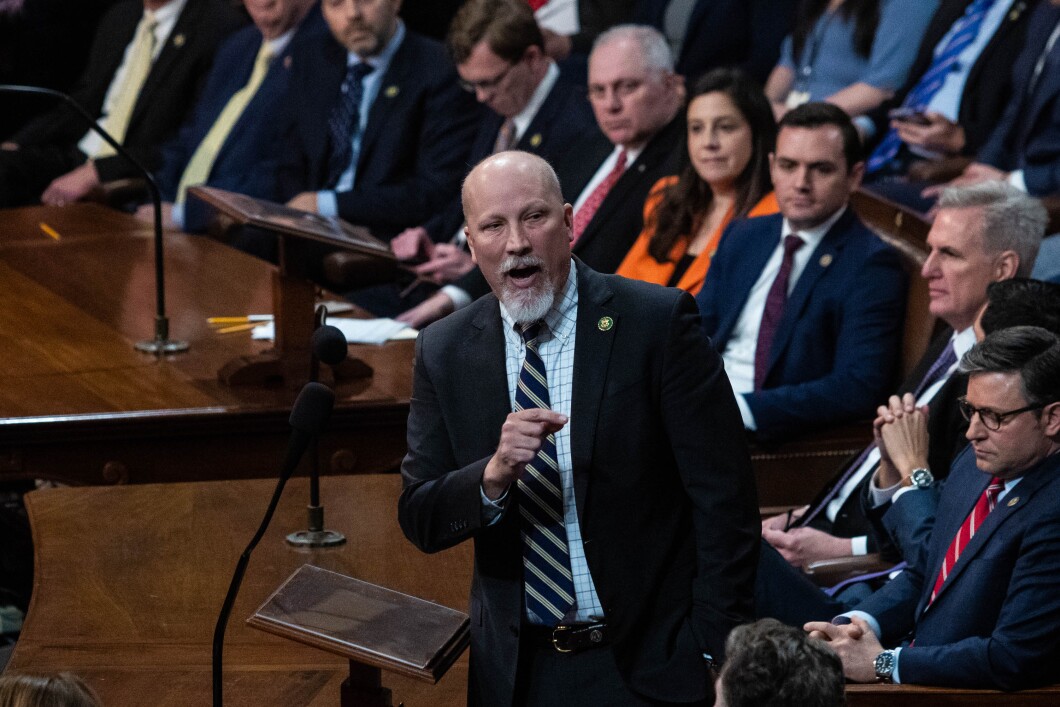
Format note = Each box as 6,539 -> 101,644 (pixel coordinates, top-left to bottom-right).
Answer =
251,318 -> 417,344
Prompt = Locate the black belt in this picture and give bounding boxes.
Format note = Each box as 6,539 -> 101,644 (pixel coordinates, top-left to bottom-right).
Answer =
521,621 -> 610,653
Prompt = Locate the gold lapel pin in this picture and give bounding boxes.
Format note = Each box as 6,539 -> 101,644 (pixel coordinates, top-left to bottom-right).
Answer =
283,55 -> 292,70
529,133 -> 542,148
1007,496 -> 1020,507
385,85 -> 400,98
172,33 -> 186,48
597,316 -> 614,332
819,253 -> 833,267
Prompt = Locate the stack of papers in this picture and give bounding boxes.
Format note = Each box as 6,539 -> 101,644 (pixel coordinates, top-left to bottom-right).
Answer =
251,318 -> 417,345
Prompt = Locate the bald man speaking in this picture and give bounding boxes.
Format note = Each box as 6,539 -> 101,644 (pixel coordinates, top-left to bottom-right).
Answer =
398,151 -> 759,706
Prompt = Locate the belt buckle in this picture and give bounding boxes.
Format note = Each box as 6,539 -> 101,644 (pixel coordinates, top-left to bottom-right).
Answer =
551,624 -> 574,653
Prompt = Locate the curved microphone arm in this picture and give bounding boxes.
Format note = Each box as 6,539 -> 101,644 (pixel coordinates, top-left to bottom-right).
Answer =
0,83 -> 188,355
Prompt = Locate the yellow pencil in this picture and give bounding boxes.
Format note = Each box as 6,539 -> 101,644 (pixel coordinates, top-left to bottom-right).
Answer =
214,322 -> 262,334
39,222 -> 61,241
207,315 -> 273,325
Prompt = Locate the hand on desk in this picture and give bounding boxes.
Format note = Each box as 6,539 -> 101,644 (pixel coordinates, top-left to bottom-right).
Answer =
805,616 -> 883,683
483,408 -> 568,500
762,525 -> 853,567
287,191 -> 320,213
922,162 -> 1009,199
396,291 -> 455,328
41,161 -> 100,206
134,202 -> 176,230
391,226 -> 433,261
414,244 -> 474,285
761,505 -> 807,533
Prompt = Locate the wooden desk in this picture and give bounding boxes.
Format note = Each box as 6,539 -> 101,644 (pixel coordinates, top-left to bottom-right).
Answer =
0,205 -> 413,485
9,474 -> 471,706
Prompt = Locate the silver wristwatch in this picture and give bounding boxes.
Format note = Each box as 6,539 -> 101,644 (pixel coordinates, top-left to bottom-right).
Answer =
874,649 -> 897,683
909,467 -> 934,488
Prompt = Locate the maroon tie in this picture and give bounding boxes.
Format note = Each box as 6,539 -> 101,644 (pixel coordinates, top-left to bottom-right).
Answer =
927,477 -> 1004,607
754,234 -> 805,390
572,150 -> 626,243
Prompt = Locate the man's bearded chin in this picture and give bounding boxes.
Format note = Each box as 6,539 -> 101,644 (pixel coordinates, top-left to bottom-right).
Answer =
498,254 -> 555,324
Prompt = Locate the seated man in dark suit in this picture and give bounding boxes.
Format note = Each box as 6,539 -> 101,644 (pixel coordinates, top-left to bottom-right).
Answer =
351,0 -> 604,316
696,102 -> 908,441
397,23 -> 684,327
131,0 -> 324,234
807,326 -> 1060,690
278,0 -> 479,238
757,182 -> 1045,577
0,0 -> 242,208
860,0 -> 1038,178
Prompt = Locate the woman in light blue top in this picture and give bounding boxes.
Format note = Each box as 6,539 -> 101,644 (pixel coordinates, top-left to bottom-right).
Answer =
764,0 -> 939,120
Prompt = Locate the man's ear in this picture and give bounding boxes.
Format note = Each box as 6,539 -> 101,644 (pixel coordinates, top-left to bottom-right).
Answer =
993,250 -> 1019,281
465,226 -> 479,264
1042,400 -> 1060,438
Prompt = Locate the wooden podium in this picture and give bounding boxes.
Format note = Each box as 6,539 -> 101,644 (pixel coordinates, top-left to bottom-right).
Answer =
248,565 -> 469,707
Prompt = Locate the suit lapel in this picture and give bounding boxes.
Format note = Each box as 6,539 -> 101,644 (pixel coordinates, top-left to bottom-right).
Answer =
359,33 -> 411,171
715,216 -> 781,345
765,209 -> 851,374
463,297 -> 513,450
132,0 -> 199,127
569,264 -> 617,522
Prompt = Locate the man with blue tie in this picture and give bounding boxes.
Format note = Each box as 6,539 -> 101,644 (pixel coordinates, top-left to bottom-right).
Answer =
695,102 -> 908,441
134,0 -> 325,233
398,151 -> 758,705
279,0 -> 478,238
807,325 -> 1060,689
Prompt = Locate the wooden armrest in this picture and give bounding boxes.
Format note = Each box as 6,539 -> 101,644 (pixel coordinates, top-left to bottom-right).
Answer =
803,553 -> 891,588
320,250 -> 398,291
749,423 -> 870,507
907,156 -> 972,184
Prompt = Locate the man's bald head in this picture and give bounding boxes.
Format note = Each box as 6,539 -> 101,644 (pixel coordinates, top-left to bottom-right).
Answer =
462,151 -> 564,219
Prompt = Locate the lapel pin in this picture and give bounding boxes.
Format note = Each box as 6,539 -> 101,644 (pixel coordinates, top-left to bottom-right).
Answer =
1007,496 -> 1020,507
385,85 -> 400,98
172,33 -> 186,48
637,164 -> 646,173
819,253 -> 833,267
597,316 -> 614,332
284,55 -> 292,69
529,133 -> 542,148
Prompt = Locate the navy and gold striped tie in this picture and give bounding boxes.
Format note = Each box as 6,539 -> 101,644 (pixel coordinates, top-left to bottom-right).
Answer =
516,321 -> 575,625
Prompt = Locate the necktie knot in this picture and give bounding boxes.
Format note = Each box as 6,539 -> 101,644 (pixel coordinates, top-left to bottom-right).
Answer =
520,321 -> 545,348
783,233 -> 805,256
986,477 -> 1004,509
345,62 -> 374,90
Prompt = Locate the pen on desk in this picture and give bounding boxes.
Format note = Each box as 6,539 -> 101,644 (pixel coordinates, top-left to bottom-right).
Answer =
39,222 -> 61,241
214,322 -> 263,334
207,315 -> 273,325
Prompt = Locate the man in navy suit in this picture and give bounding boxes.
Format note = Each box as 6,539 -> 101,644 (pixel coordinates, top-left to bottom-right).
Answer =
133,0 -> 324,233
807,325 -> 1060,689
279,0 -> 478,238
696,102 -> 908,441
351,0 -> 604,316
399,150 -> 758,705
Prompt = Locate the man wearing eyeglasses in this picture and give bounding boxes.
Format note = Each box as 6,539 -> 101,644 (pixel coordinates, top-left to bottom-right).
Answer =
277,0 -> 478,237
347,0 -> 606,316
807,325 -> 1060,689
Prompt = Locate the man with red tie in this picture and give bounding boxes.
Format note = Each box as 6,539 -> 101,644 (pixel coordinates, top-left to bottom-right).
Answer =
807,325 -> 1060,689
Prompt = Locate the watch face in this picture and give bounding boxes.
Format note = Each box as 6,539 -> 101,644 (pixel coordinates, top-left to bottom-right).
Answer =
911,468 -> 934,488
875,650 -> 896,679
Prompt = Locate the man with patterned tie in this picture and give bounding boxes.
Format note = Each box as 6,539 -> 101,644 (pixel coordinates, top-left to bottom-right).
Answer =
695,102 -> 908,441
398,151 -> 759,705
0,0 -> 242,208
396,23 -> 683,328
132,0 -> 324,234
755,182 -> 1045,609
806,325 -> 1060,689
278,0 -> 477,238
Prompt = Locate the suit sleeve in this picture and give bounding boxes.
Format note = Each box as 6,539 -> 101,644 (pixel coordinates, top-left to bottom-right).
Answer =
664,292 -> 759,660
745,242 -> 908,437
397,328 -> 496,553
897,512 -> 1060,689
334,64 -> 479,232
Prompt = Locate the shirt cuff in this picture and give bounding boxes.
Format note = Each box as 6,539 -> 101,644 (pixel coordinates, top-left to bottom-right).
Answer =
893,646 -> 903,684
480,484 -> 509,526
171,201 -> 185,230
316,190 -> 338,217
1006,170 -> 1027,193
735,394 -> 757,431
851,535 -> 868,556
891,486 -> 922,504
853,115 -> 877,142
441,284 -> 472,311
869,472 -> 903,506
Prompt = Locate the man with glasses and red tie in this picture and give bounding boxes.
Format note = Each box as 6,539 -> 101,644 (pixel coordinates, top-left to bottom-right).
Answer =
807,325 -> 1060,689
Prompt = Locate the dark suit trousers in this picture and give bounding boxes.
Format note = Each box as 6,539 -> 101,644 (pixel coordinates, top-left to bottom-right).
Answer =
754,541 -> 849,627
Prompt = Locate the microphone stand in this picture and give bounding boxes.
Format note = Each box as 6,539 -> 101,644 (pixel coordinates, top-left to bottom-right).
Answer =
287,307 -> 346,548
0,83 -> 188,355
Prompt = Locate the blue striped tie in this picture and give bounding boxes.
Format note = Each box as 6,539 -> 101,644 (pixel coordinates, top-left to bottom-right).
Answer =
516,321 -> 575,626
326,62 -> 374,187
867,0 -> 998,173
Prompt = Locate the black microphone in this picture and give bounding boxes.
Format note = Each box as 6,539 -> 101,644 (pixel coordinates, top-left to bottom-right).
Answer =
287,319 -> 348,548
212,381 -> 336,707
0,83 -> 187,355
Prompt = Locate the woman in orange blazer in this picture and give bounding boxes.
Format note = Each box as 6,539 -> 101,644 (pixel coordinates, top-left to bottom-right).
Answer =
617,69 -> 779,295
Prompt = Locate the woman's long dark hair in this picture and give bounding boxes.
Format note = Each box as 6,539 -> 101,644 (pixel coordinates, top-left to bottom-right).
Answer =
648,69 -> 776,263
792,0 -> 881,62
